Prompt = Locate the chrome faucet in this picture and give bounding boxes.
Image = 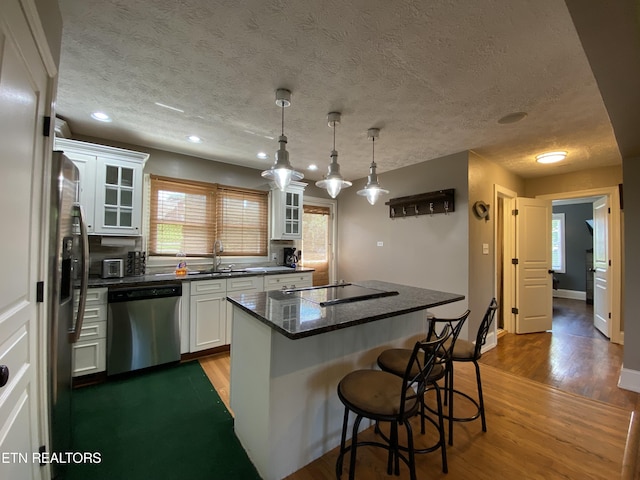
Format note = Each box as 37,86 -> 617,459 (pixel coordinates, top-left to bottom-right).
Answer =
212,239 -> 224,271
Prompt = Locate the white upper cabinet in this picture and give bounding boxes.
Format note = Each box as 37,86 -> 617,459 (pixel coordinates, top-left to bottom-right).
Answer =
270,181 -> 306,240
54,138 -> 149,235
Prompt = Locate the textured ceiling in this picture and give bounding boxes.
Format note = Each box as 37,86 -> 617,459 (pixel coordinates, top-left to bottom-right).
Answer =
55,0 -> 621,182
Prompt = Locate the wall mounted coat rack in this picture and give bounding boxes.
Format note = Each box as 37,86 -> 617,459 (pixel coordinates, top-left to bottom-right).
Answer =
385,188 -> 455,219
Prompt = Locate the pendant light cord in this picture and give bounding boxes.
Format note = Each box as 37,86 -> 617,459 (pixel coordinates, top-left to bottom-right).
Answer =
332,121 -> 336,151
372,135 -> 376,166
281,103 -> 285,136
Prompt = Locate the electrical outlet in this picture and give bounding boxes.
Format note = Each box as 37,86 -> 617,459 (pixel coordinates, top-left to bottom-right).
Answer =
271,253 -> 278,261
377,241 -> 384,247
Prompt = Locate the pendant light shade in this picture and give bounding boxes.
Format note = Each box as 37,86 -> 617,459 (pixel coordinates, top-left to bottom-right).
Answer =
315,112 -> 352,198
357,128 -> 389,205
261,89 -> 304,190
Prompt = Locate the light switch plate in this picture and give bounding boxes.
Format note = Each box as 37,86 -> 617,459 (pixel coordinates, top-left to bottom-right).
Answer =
377,241 -> 384,247
482,243 -> 489,255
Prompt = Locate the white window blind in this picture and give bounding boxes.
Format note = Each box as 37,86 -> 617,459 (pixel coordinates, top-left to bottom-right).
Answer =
551,212 -> 565,273
216,186 -> 268,256
149,176 -> 268,257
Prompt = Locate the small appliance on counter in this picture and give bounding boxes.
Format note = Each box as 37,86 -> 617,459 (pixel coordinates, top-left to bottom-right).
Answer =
284,247 -> 298,267
102,258 -> 124,278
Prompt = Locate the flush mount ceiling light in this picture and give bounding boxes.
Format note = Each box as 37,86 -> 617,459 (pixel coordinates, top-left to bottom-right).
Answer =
357,128 -> 389,205
261,89 -> 304,191
257,152 -> 269,159
536,151 -> 567,164
91,111 -> 112,122
498,111 -> 527,124
315,112 -> 352,198
187,135 -> 202,143
307,164 -> 318,171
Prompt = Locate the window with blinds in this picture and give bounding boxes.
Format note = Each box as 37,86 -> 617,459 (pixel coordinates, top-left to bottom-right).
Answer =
216,186 -> 268,256
149,176 -> 268,257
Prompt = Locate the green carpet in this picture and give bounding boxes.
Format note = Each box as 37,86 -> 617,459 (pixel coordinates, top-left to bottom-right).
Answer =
68,361 -> 261,480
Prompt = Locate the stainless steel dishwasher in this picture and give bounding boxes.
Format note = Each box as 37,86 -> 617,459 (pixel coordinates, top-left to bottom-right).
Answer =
107,283 -> 182,375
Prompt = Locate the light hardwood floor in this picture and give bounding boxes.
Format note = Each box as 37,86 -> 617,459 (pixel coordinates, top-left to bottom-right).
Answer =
199,300 -> 637,480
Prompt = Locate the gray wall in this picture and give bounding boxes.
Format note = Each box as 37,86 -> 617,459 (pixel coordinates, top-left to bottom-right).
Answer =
552,203 -> 594,291
336,151 -> 470,321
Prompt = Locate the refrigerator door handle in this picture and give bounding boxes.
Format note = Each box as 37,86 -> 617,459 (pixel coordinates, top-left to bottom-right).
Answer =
69,204 -> 89,343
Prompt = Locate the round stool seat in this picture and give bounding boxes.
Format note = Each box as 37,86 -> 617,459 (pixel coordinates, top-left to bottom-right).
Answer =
446,338 -> 476,360
377,349 -> 446,381
338,370 -> 419,418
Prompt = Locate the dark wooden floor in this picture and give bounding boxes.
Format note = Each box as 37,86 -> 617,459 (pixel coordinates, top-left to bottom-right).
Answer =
480,297 -> 640,410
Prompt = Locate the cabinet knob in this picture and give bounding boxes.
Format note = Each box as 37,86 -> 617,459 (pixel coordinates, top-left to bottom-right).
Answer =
0,365 -> 9,388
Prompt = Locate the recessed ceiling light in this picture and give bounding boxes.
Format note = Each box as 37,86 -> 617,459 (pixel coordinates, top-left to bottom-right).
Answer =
187,135 -> 202,143
536,151 -> 567,164
91,111 -> 112,122
498,112 -> 527,124
307,164 -> 318,171
257,152 -> 269,159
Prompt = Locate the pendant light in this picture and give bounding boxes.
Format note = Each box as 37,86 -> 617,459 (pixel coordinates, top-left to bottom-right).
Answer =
316,112 -> 352,198
261,89 -> 304,190
357,128 -> 389,205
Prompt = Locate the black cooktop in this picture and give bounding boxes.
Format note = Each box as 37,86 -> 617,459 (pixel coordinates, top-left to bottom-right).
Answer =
292,283 -> 399,307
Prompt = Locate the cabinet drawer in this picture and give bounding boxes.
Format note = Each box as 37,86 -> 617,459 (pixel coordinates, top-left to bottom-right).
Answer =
191,279 -> 226,296
75,303 -> 107,323
264,273 -> 313,291
227,275 -> 262,293
74,287 -> 107,306
77,320 -> 106,342
72,338 -> 106,377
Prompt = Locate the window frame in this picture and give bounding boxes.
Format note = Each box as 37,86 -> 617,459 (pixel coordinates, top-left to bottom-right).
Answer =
147,175 -> 268,258
551,212 -> 566,273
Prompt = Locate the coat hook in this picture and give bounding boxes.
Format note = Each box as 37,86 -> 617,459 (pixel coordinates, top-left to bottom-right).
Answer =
429,202 -> 434,216
402,206 -> 407,216
391,207 -> 396,218
444,200 -> 449,215
414,204 -> 419,216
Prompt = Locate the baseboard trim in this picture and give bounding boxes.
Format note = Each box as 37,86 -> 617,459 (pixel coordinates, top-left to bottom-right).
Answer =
482,331 -> 497,354
619,366 -> 640,393
553,289 -> 587,301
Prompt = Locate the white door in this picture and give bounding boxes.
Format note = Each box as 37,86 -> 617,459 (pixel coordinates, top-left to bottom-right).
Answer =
0,1 -> 50,479
514,197 -> 553,334
593,197 -> 610,337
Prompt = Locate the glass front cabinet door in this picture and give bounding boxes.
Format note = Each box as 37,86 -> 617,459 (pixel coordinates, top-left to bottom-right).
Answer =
95,158 -> 143,235
271,181 -> 306,240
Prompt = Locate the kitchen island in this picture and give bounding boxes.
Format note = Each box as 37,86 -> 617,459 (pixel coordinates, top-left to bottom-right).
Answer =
227,280 -> 464,480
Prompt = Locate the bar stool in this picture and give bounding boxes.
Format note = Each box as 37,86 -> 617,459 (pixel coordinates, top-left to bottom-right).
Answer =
336,326 -> 451,480
445,298 -> 498,444
377,309 -> 470,469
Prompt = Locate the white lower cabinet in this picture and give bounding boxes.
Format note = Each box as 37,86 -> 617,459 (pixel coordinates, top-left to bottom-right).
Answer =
189,279 -> 227,352
263,272 -> 313,291
73,287 -> 108,377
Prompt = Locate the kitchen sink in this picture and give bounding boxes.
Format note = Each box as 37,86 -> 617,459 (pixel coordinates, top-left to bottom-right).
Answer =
243,266 -> 295,273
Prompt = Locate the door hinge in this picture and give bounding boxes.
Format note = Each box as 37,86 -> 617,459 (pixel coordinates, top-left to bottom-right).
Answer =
608,207 -> 611,214
609,312 -> 612,319
512,209 -> 519,216
36,281 -> 44,302
512,258 -> 519,265
609,259 -> 611,266
38,445 -> 46,466
43,116 -> 51,137
512,307 -> 519,314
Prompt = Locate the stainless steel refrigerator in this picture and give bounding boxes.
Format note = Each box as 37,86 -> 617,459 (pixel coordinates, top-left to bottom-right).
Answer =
48,151 -> 89,479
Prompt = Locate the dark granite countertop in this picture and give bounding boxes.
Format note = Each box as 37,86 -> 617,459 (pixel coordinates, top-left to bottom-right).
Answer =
87,266 -> 314,288
226,280 -> 465,339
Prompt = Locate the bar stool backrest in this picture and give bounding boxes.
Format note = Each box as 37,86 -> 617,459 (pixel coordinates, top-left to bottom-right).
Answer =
473,298 -> 499,359
402,325 -> 452,415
